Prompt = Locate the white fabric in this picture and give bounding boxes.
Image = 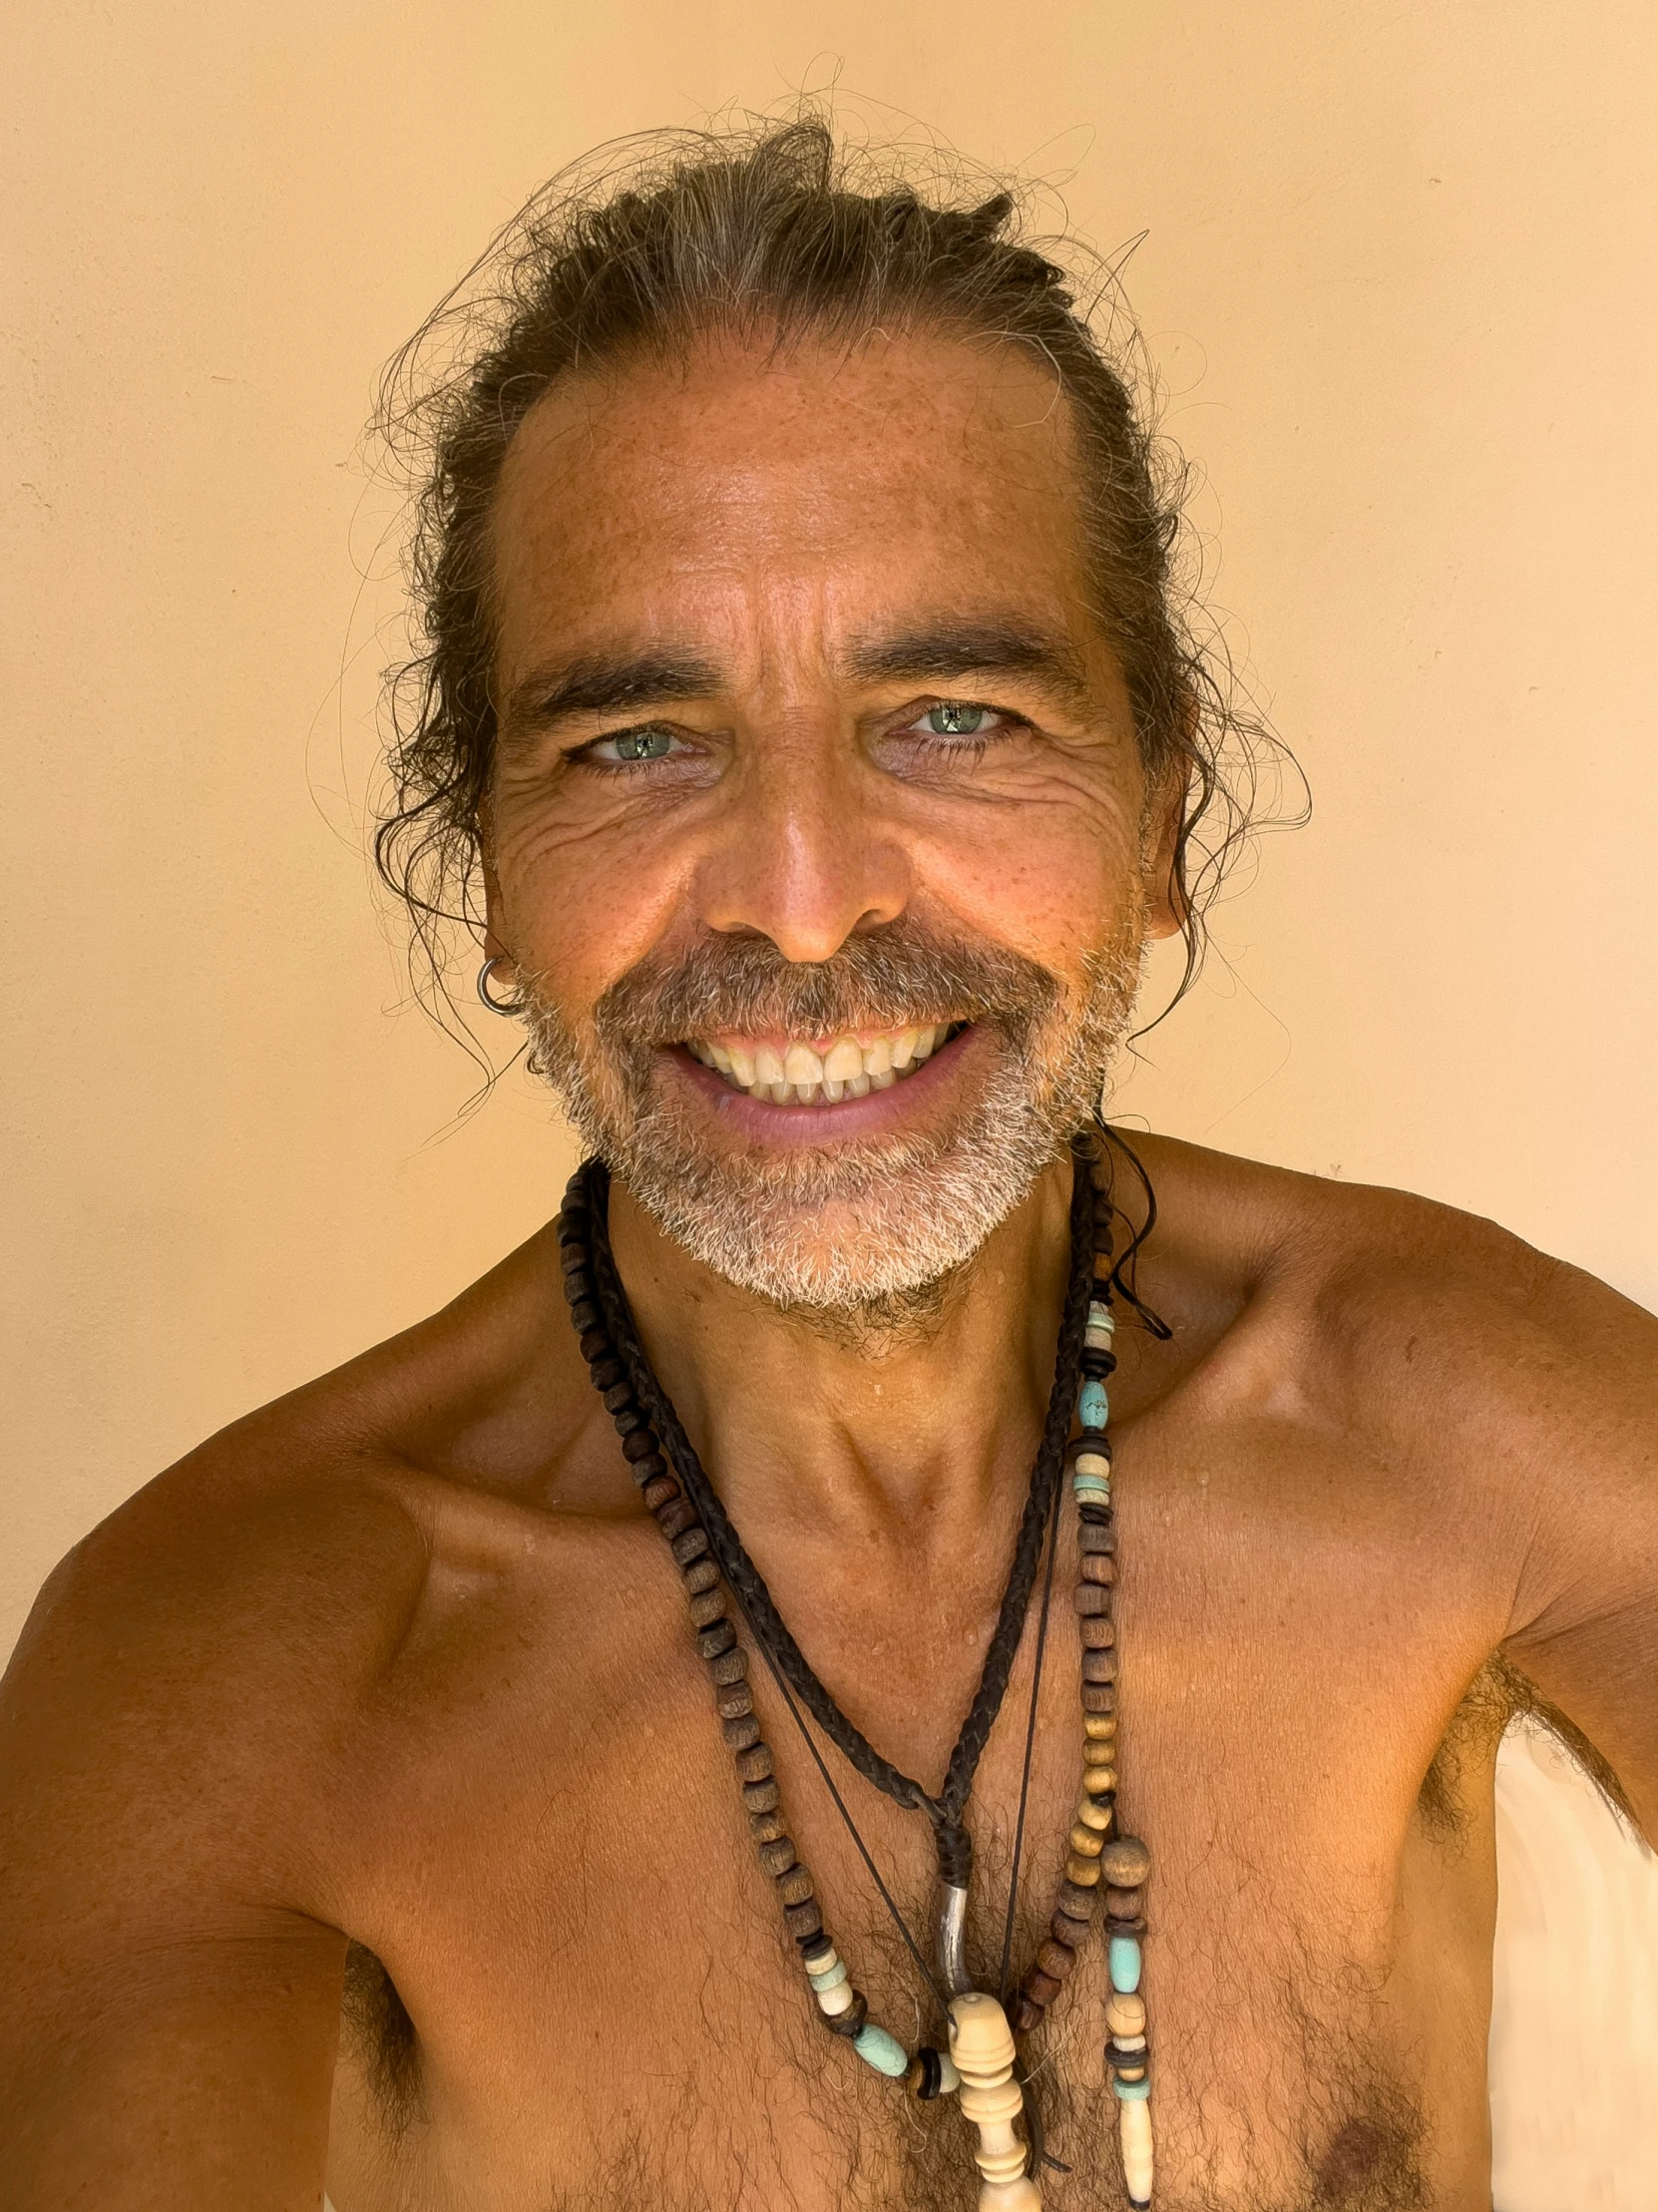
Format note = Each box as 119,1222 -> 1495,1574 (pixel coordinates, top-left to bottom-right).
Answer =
1490,1720 -> 1658,2207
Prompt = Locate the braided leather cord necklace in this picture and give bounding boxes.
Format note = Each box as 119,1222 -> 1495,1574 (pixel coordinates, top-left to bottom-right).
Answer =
558,1127 -> 1155,2208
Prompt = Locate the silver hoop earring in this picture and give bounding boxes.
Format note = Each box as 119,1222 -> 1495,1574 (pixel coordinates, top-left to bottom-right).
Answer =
477,955 -> 526,1016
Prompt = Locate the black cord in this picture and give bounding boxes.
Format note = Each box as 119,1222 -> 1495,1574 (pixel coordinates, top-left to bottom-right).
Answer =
998,1446 -> 1065,2005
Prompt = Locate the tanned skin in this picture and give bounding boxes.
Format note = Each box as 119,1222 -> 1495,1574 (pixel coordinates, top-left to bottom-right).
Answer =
1,333 -> 1654,2212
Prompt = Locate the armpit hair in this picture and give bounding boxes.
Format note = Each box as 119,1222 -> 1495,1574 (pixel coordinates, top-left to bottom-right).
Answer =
341,1940 -> 423,2140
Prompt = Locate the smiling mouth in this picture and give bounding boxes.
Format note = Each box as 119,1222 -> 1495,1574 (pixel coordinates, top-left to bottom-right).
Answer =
681,1023 -> 968,1106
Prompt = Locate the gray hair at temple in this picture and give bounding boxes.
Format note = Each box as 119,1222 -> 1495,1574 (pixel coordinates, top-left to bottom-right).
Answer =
373,112 -> 1290,1025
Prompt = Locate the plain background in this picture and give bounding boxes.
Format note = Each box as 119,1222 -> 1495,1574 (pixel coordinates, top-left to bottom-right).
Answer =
3,0 -> 1655,2200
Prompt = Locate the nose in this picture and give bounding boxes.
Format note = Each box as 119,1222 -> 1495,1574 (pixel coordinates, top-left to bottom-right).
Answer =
690,722 -> 912,962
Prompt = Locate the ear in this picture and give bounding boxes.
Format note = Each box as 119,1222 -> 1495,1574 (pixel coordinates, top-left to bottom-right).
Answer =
1140,762 -> 1190,943
478,807 -> 515,976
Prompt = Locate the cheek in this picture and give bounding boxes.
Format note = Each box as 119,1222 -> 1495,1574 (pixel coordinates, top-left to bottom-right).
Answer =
489,790 -> 696,1008
900,784 -> 1146,980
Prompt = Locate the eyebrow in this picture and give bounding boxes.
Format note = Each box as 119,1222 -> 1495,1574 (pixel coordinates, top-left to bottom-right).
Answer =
501,648 -> 724,740
842,620 -> 1094,713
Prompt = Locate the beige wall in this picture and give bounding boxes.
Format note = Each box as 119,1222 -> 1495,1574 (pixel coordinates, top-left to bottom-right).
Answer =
3,0 -> 1656,2192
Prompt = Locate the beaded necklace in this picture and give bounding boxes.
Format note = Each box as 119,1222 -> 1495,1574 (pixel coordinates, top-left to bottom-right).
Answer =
558,1128 -> 1155,2209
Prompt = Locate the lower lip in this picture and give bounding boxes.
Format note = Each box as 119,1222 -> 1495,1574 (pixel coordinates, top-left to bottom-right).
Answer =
664,1027 -> 980,1143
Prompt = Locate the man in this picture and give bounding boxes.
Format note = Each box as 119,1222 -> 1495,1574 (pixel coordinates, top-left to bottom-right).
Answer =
1,116 -> 1653,2212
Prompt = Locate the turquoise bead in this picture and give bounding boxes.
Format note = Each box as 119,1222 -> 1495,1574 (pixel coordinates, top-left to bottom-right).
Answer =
808,1961 -> 848,1992
1111,2073 -> 1151,2101
1072,1474 -> 1111,1500
1108,1934 -> 1142,1991
1078,1379 -> 1110,1430
853,2023 -> 910,2077
1086,1300 -> 1114,1332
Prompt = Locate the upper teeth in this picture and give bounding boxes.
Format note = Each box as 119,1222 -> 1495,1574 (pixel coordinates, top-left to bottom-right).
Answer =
685,1025 -> 955,1106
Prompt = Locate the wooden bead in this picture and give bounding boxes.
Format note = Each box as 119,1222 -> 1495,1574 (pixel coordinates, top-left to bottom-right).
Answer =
734,1743 -> 774,1784
1083,1714 -> 1118,1741
824,1988 -> 868,2036
757,1836 -> 796,1876
641,1474 -> 680,1511
742,1779 -> 780,1814
593,1361 -> 626,1394
1036,1938 -> 1075,1982
1081,1684 -> 1116,1714
1065,1852 -> 1101,1886
1052,1910 -> 1091,1953
1081,1646 -> 1117,1679
1073,1583 -> 1110,1616
689,1589 -> 727,1630
784,1899 -> 823,1943
622,1428 -> 659,1464
1099,1836 -> 1151,1887
1069,1823 -> 1104,1858
1084,1766 -> 1118,1796
1078,1519 -> 1115,1552
1057,1877 -> 1099,1920
656,1499 -> 700,1542
1080,1552 -> 1116,1585
1075,1796 -> 1111,1832
684,1556 -> 721,1596
776,1865 -> 815,1908
1011,1993 -> 1045,2036
1079,1617 -> 1116,1652
629,1452 -> 667,1485
748,1807 -> 787,1844
1105,1991 -> 1146,2037
697,1620 -> 737,1660
714,1679 -> 752,1718
1082,1734 -> 1115,1765
722,1713 -> 761,1751
1104,1885 -> 1144,1921
1024,1968 -> 1062,2006
670,1527 -> 710,1565
708,1647 -> 747,1685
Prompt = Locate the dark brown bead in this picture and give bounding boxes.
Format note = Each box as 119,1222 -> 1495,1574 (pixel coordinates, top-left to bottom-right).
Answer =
1104,1885 -> 1144,1921
721,1712 -> 761,1751
1078,1348 -> 1115,1380
578,1326 -> 609,1362
684,1555 -> 721,1596
569,1298 -> 600,1334
562,1269 -> 594,1306
670,1528 -> 709,1565
742,1778 -> 780,1814
623,1429 -> 662,1464
688,1589 -> 727,1630
748,1807 -> 787,1844
1080,1617 -> 1117,1653
1052,1908 -> 1091,1948
614,1408 -> 645,1438
783,1899 -> 823,1944
1080,1551 -> 1116,1585
1057,1878 -> 1098,1922
656,1499 -> 700,1543
593,1363 -> 625,1395
708,1647 -> 747,1685
629,1453 -> 667,1485
1099,1836 -> 1151,1887
734,1743 -> 774,1784
824,1987 -> 867,2036
1077,1514 -> 1115,1548
1107,2037 -> 1150,2066
1011,1993 -> 1045,2035
714,1678 -> 752,1717
641,1473 -> 680,1511
757,1837 -> 796,1877
1036,1939 -> 1075,1982
560,1236 -> 589,1269
697,1620 -> 737,1660
775,1865 -> 815,1908
1081,1648 -> 1117,1682
1081,1684 -> 1117,1714
1025,1968 -> 1062,2007
1073,1583 -> 1110,1616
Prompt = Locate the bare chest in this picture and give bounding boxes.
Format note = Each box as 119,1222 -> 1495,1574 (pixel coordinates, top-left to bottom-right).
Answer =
321,1450 -> 1512,2212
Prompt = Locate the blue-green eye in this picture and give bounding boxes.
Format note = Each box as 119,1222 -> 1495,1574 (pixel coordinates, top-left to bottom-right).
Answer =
595,726 -> 677,763
924,702 -> 988,736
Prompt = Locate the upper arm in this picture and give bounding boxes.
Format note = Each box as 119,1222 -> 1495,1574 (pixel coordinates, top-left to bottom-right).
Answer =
0,1458 -> 429,2208
1494,1255 -> 1658,1842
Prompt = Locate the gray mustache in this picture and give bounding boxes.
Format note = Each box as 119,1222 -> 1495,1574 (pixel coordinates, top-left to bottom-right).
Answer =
594,926 -> 1060,1047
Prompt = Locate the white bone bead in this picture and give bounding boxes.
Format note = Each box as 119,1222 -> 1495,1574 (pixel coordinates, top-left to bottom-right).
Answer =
948,1992 -> 1040,2211
1119,2093 -> 1153,2205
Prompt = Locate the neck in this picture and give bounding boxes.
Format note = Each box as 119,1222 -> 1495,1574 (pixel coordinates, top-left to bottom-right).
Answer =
607,1153 -> 1076,1550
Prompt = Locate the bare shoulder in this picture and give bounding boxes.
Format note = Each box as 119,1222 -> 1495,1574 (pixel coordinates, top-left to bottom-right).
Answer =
1,1211 -> 605,1931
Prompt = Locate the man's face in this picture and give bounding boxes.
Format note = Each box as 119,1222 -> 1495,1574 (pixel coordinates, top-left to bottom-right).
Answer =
484,327 -> 1179,1314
